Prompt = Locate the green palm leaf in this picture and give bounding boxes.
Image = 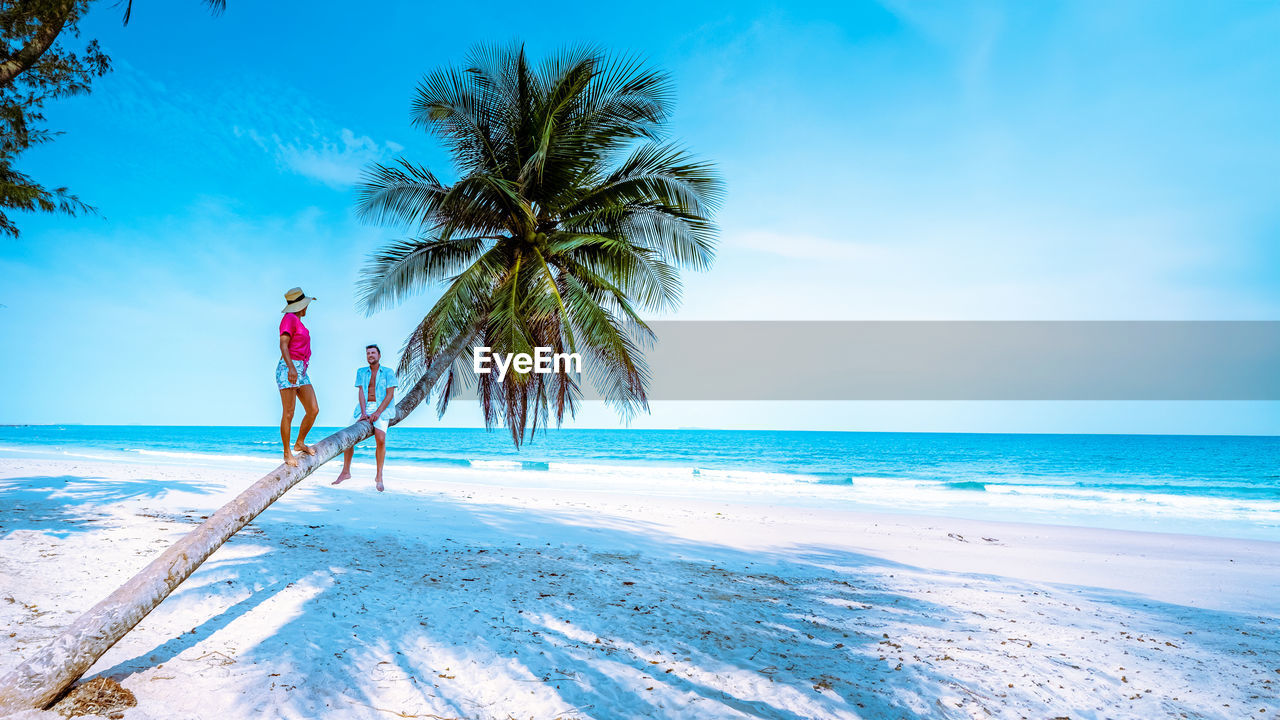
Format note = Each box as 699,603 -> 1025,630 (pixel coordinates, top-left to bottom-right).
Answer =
357,42 -> 722,446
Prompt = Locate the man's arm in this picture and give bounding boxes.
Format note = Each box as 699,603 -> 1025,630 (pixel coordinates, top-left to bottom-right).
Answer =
371,386 -> 395,420
355,369 -> 369,419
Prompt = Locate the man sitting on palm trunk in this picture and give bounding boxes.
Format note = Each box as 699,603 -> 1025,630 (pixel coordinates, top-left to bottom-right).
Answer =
333,344 -> 397,492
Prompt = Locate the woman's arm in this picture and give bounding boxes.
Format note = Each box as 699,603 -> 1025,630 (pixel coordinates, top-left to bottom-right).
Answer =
279,333 -> 297,383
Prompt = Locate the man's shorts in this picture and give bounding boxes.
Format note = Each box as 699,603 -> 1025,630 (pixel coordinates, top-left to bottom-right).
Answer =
360,401 -> 392,433
276,358 -> 311,390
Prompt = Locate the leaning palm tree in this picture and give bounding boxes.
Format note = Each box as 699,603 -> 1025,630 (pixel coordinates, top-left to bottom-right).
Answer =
357,42 -> 721,443
0,339 -> 472,713
0,42 -> 719,713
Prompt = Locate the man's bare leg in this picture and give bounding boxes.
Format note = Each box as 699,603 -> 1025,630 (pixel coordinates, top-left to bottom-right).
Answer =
333,446 -> 355,485
293,385 -> 319,456
278,388 -> 298,467
374,429 -> 386,492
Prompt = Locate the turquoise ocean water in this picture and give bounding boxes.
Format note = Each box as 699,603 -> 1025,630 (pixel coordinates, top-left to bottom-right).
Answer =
1,426 -> 1277,541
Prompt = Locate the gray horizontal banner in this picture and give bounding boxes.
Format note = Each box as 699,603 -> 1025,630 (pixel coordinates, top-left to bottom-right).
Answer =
573,321 -> 1280,400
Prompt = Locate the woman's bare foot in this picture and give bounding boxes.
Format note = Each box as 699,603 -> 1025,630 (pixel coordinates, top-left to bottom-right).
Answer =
293,441 -> 316,456
284,451 -> 299,468
332,469 -> 351,485
375,477 -> 384,492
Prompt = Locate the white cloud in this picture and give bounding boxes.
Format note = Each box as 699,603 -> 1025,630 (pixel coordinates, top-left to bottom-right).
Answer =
101,62 -> 402,190
233,126 -> 399,189
732,230 -> 866,261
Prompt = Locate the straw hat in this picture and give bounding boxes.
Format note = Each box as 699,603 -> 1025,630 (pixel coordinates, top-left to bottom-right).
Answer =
281,287 -> 316,313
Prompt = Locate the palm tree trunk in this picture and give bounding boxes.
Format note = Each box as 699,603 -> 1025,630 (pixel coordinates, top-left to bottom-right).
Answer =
0,336 -> 466,713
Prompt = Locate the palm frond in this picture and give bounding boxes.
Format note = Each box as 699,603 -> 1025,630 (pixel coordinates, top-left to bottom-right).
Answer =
356,236 -> 490,315
411,64 -> 505,174
355,160 -> 449,230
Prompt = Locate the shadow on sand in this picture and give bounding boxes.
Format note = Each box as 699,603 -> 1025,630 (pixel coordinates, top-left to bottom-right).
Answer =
79,486 -> 965,719
68,481 -> 1278,720
0,475 -> 218,537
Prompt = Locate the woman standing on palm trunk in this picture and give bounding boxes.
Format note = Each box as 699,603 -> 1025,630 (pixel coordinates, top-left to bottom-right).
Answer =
276,286 -> 319,466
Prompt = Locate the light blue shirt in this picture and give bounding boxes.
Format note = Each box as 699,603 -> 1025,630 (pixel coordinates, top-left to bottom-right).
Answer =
354,365 -> 398,419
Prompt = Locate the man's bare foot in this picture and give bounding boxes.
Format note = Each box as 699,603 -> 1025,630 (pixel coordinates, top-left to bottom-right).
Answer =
284,452 -> 299,468
375,477 -> 384,492
332,470 -> 351,486
293,442 -> 316,456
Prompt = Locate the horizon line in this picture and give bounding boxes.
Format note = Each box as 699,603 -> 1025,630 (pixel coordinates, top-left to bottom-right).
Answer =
2,423 -> 1277,439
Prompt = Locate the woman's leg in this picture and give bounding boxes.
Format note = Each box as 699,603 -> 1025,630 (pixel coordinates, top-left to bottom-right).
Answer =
294,384 -> 319,454
279,387 -> 298,467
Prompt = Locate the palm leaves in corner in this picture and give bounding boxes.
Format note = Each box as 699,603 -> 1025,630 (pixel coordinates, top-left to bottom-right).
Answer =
356,43 -> 722,446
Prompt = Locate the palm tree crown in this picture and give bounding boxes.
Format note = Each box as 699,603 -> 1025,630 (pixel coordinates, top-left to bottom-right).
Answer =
356,43 -> 722,446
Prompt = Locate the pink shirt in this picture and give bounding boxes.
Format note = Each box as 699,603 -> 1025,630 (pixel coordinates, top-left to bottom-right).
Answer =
279,313 -> 311,363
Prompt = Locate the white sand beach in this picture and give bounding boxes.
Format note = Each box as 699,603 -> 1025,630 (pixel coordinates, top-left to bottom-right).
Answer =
1,453 -> 1277,720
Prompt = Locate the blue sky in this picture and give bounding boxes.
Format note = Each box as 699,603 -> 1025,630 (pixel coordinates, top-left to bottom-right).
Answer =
1,0 -> 1278,433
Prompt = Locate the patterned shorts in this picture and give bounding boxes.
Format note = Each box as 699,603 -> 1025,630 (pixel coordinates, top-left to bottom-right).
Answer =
276,358 -> 311,390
